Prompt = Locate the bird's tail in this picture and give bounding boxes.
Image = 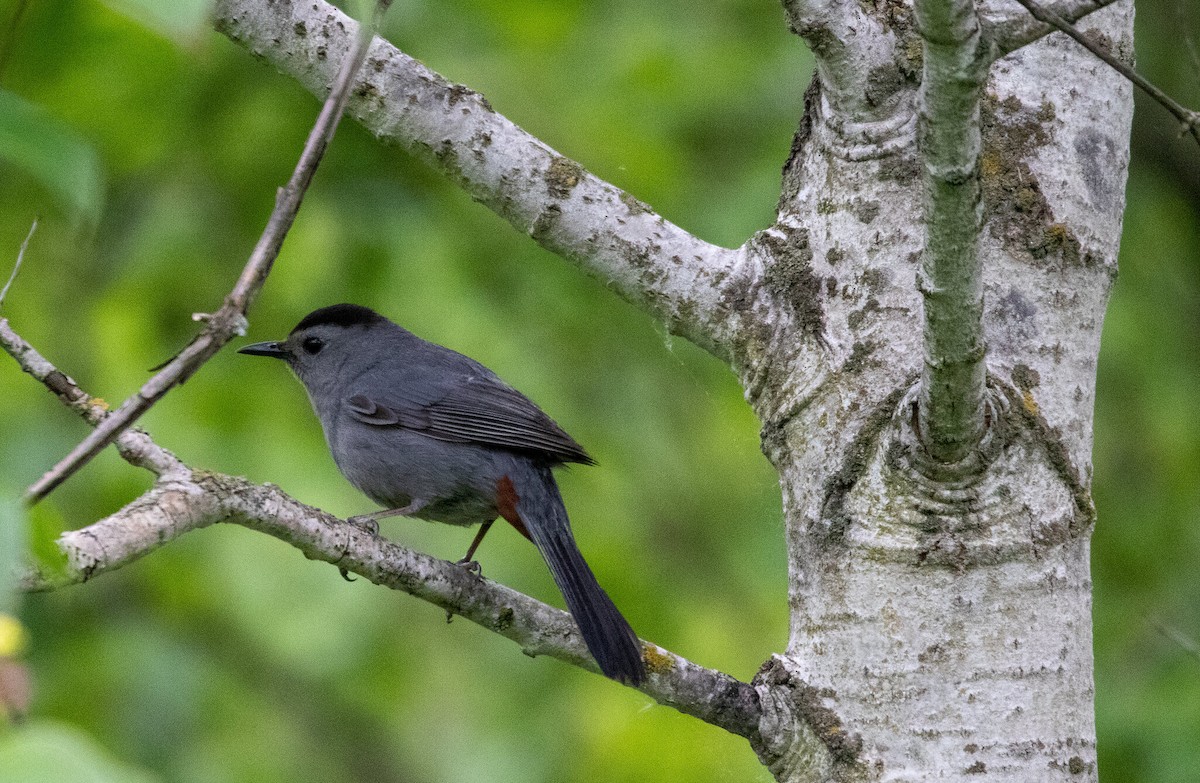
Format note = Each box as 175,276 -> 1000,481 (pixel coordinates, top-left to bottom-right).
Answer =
501,463 -> 645,685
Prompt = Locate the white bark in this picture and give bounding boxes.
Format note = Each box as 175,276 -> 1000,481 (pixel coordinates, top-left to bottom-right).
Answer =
756,0 -> 1133,778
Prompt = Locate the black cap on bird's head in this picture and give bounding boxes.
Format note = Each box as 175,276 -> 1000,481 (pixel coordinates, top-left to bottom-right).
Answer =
289,304 -> 386,334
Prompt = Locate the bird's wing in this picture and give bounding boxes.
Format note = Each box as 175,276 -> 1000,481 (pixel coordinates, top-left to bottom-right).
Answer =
346,368 -> 594,466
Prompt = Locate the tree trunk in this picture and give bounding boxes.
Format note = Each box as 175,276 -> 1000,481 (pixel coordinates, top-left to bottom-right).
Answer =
747,2 -> 1133,779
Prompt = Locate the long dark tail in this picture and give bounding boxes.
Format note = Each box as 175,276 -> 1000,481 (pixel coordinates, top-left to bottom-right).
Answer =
503,463 -> 645,685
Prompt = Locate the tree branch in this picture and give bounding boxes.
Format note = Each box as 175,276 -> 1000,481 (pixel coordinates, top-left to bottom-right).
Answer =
913,0 -> 989,466
211,0 -> 744,361
2,318 -> 763,745
21,1 -> 389,506
24,468 -> 764,742
984,0 -> 1122,58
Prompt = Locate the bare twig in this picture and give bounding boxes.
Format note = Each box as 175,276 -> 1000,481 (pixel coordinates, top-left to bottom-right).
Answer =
0,218 -> 36,308
1010,0 -> 1200,148
22,1 -> 392,506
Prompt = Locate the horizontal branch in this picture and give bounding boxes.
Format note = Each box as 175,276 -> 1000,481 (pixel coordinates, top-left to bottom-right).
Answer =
23,472 -> 763,742
212,0 -> 743,360
2,316 -> 761,743
984,0 -> 1122,58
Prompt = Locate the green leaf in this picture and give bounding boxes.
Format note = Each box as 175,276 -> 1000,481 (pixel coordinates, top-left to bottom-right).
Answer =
98,0 -> 215,43
0,91 -> 104,225
0,721 -> 161,783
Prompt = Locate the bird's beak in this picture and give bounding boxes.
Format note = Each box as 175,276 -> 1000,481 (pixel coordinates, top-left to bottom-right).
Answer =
237,341 -> 290,359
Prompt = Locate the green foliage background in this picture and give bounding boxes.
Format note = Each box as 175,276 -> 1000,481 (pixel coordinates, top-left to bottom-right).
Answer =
0,0 -> 1196,781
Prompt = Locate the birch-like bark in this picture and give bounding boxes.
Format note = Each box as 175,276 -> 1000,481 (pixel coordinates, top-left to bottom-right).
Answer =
753,0 -> 1132,779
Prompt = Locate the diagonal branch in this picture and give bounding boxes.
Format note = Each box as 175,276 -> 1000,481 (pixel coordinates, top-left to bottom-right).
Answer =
0,318 -> 186,479
211,0 -> 744,361
21,1 -> 390,506
984,0 -> 1122,58
2,317 -> 764,746
913,0 -> 989,466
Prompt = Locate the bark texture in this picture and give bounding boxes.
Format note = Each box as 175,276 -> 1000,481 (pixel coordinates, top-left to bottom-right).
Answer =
757,0 -> 1133,779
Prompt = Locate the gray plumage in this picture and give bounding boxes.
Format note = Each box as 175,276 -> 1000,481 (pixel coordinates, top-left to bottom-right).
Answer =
239,304 -> 645,684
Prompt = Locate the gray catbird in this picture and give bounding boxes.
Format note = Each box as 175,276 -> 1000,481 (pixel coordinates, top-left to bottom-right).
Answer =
239,304 -> 645,684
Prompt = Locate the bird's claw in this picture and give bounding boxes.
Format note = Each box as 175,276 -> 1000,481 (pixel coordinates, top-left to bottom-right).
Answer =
347,515 -> 380,536
338,567 -> 357,582
455,558 -> 482,576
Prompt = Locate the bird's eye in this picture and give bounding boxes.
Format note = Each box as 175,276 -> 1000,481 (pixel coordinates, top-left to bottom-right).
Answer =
301,336 -> 325,355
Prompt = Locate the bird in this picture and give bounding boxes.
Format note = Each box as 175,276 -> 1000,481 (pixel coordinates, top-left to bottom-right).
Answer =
238,303 -> 646,685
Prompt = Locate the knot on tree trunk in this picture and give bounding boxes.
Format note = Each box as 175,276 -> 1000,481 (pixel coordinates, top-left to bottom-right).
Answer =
816,374 -> 1093,567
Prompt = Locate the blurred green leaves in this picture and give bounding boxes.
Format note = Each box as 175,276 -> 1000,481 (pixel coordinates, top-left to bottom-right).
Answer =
0,497 -> 24,613
0,90 -> 103,225
98,0 -> 213,44
0,722 -> 160,783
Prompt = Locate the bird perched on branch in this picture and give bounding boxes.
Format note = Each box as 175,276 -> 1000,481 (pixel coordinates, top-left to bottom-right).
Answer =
239,304 -> 645,685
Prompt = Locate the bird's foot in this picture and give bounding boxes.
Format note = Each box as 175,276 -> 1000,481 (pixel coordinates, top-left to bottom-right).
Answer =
455,557 -> 483,576
346,515 -> 380,536
338,567 -> 357,582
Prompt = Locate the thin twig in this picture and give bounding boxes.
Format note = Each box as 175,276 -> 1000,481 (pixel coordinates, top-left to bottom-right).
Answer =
1012,0 -> 1200,148
23,1 -> 391,506
0,218 -> 37,309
